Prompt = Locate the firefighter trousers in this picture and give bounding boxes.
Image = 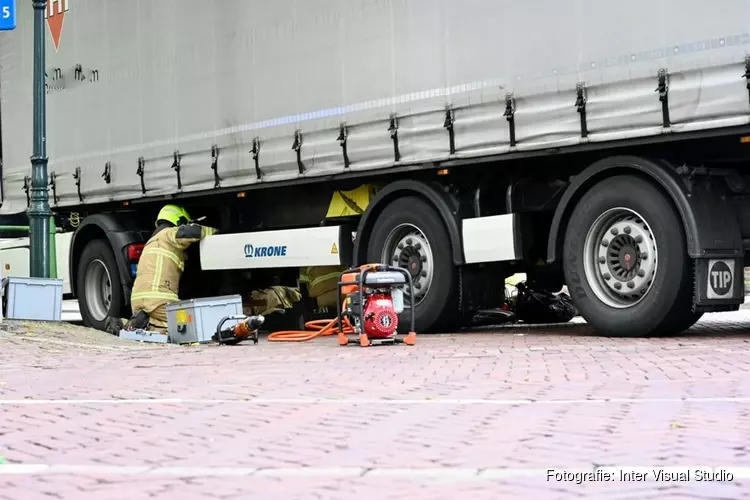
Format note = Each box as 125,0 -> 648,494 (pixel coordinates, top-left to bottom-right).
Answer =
122,299 -> 171,334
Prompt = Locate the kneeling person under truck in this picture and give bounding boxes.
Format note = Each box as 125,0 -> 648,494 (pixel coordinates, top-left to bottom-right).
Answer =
106,205 -> 216,334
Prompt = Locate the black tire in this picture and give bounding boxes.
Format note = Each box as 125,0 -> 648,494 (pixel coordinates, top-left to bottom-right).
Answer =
651,275 -> 704,336
366,196 -> 459,333
76,239 -> 125,331
562,175 -> 695,337
657,309 -> 703,336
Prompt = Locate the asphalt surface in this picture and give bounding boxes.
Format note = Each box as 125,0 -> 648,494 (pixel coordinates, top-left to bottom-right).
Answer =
1,312 -> 750,499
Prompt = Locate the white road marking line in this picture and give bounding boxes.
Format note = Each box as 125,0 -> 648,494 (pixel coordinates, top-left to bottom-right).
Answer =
2,396 -> 750,406
0,464 -> 749,480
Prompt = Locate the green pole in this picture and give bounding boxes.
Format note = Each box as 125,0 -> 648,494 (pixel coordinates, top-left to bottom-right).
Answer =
28,0 -> 51,279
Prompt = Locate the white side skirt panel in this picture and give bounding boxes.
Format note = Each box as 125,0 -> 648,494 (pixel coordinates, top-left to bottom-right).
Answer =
200,226 -> 345,270
462,214 -> 520,264
0,238 -> 30,279
0,232 -> 74,295
55,232 -> 73,294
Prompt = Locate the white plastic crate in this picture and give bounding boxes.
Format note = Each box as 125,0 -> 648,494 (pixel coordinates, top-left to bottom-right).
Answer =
4,277 -> 64,321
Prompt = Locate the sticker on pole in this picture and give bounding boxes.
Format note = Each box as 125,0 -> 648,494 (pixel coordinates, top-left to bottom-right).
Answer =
707,259 -> 735,299
0,0 -> 16,31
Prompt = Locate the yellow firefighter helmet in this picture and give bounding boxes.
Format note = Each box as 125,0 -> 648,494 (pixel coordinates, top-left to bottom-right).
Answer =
156,204 -> 191,227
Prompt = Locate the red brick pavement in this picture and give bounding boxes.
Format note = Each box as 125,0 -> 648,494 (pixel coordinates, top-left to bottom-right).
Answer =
1,312 -> 750,498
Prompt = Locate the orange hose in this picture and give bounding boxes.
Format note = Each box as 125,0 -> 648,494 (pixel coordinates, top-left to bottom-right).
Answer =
267,312 -> 355,342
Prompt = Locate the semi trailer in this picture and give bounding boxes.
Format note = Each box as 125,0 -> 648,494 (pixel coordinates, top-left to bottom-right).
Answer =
1,0 -> 750,337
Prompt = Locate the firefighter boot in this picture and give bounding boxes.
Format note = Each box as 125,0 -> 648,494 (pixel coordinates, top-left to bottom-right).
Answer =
104,316 -> 123,336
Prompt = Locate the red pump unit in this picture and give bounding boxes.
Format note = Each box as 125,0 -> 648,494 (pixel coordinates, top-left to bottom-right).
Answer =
336,264 -> 417,347
362,293 -> 399,338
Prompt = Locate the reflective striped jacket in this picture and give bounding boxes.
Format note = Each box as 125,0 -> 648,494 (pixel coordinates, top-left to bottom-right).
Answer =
131,224 -> 216,305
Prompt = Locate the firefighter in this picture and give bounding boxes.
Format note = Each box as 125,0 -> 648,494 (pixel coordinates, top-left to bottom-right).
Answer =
105,204 -> 217,335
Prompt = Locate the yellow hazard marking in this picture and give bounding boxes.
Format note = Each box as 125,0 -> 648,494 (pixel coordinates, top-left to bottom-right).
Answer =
175,310 -> 189,324
330,243 -> 338,254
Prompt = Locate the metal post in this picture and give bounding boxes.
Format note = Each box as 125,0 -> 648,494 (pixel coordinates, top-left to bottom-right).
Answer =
28,0 -> 51,278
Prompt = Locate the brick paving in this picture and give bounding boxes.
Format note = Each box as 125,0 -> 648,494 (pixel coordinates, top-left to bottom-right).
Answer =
1,313 -> 750,499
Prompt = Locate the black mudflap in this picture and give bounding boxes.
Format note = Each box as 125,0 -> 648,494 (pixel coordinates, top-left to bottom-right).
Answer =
694,257 -> 744,313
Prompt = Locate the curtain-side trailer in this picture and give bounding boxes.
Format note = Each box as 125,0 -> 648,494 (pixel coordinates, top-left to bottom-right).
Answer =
2,0 -> 750,337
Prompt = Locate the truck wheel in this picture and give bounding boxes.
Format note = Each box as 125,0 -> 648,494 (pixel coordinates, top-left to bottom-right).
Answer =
562,175 -> 694,337
366,196 -> 459,332
658,308 -> 703,336
76,239 -> 125,331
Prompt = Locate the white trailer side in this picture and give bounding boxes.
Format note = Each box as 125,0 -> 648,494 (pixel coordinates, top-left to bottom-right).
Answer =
0,0 -> 748,214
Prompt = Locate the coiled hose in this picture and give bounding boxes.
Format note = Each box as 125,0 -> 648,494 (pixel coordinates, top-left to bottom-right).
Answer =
266,303 -> 355,342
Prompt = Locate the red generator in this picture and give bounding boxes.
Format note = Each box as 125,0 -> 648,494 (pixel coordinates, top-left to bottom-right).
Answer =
336,264 -> 417,347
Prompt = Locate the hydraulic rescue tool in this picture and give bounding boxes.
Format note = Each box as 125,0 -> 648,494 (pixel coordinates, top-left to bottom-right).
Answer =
214,315 -> 265,345
336,264 -> 416,347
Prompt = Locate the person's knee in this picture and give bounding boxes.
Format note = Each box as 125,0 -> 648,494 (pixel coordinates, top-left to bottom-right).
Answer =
150,306 -> 169,325
149,324 -> 168,334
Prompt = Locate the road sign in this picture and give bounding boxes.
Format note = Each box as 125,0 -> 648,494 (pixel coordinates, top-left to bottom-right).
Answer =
0,0 -> 16,31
